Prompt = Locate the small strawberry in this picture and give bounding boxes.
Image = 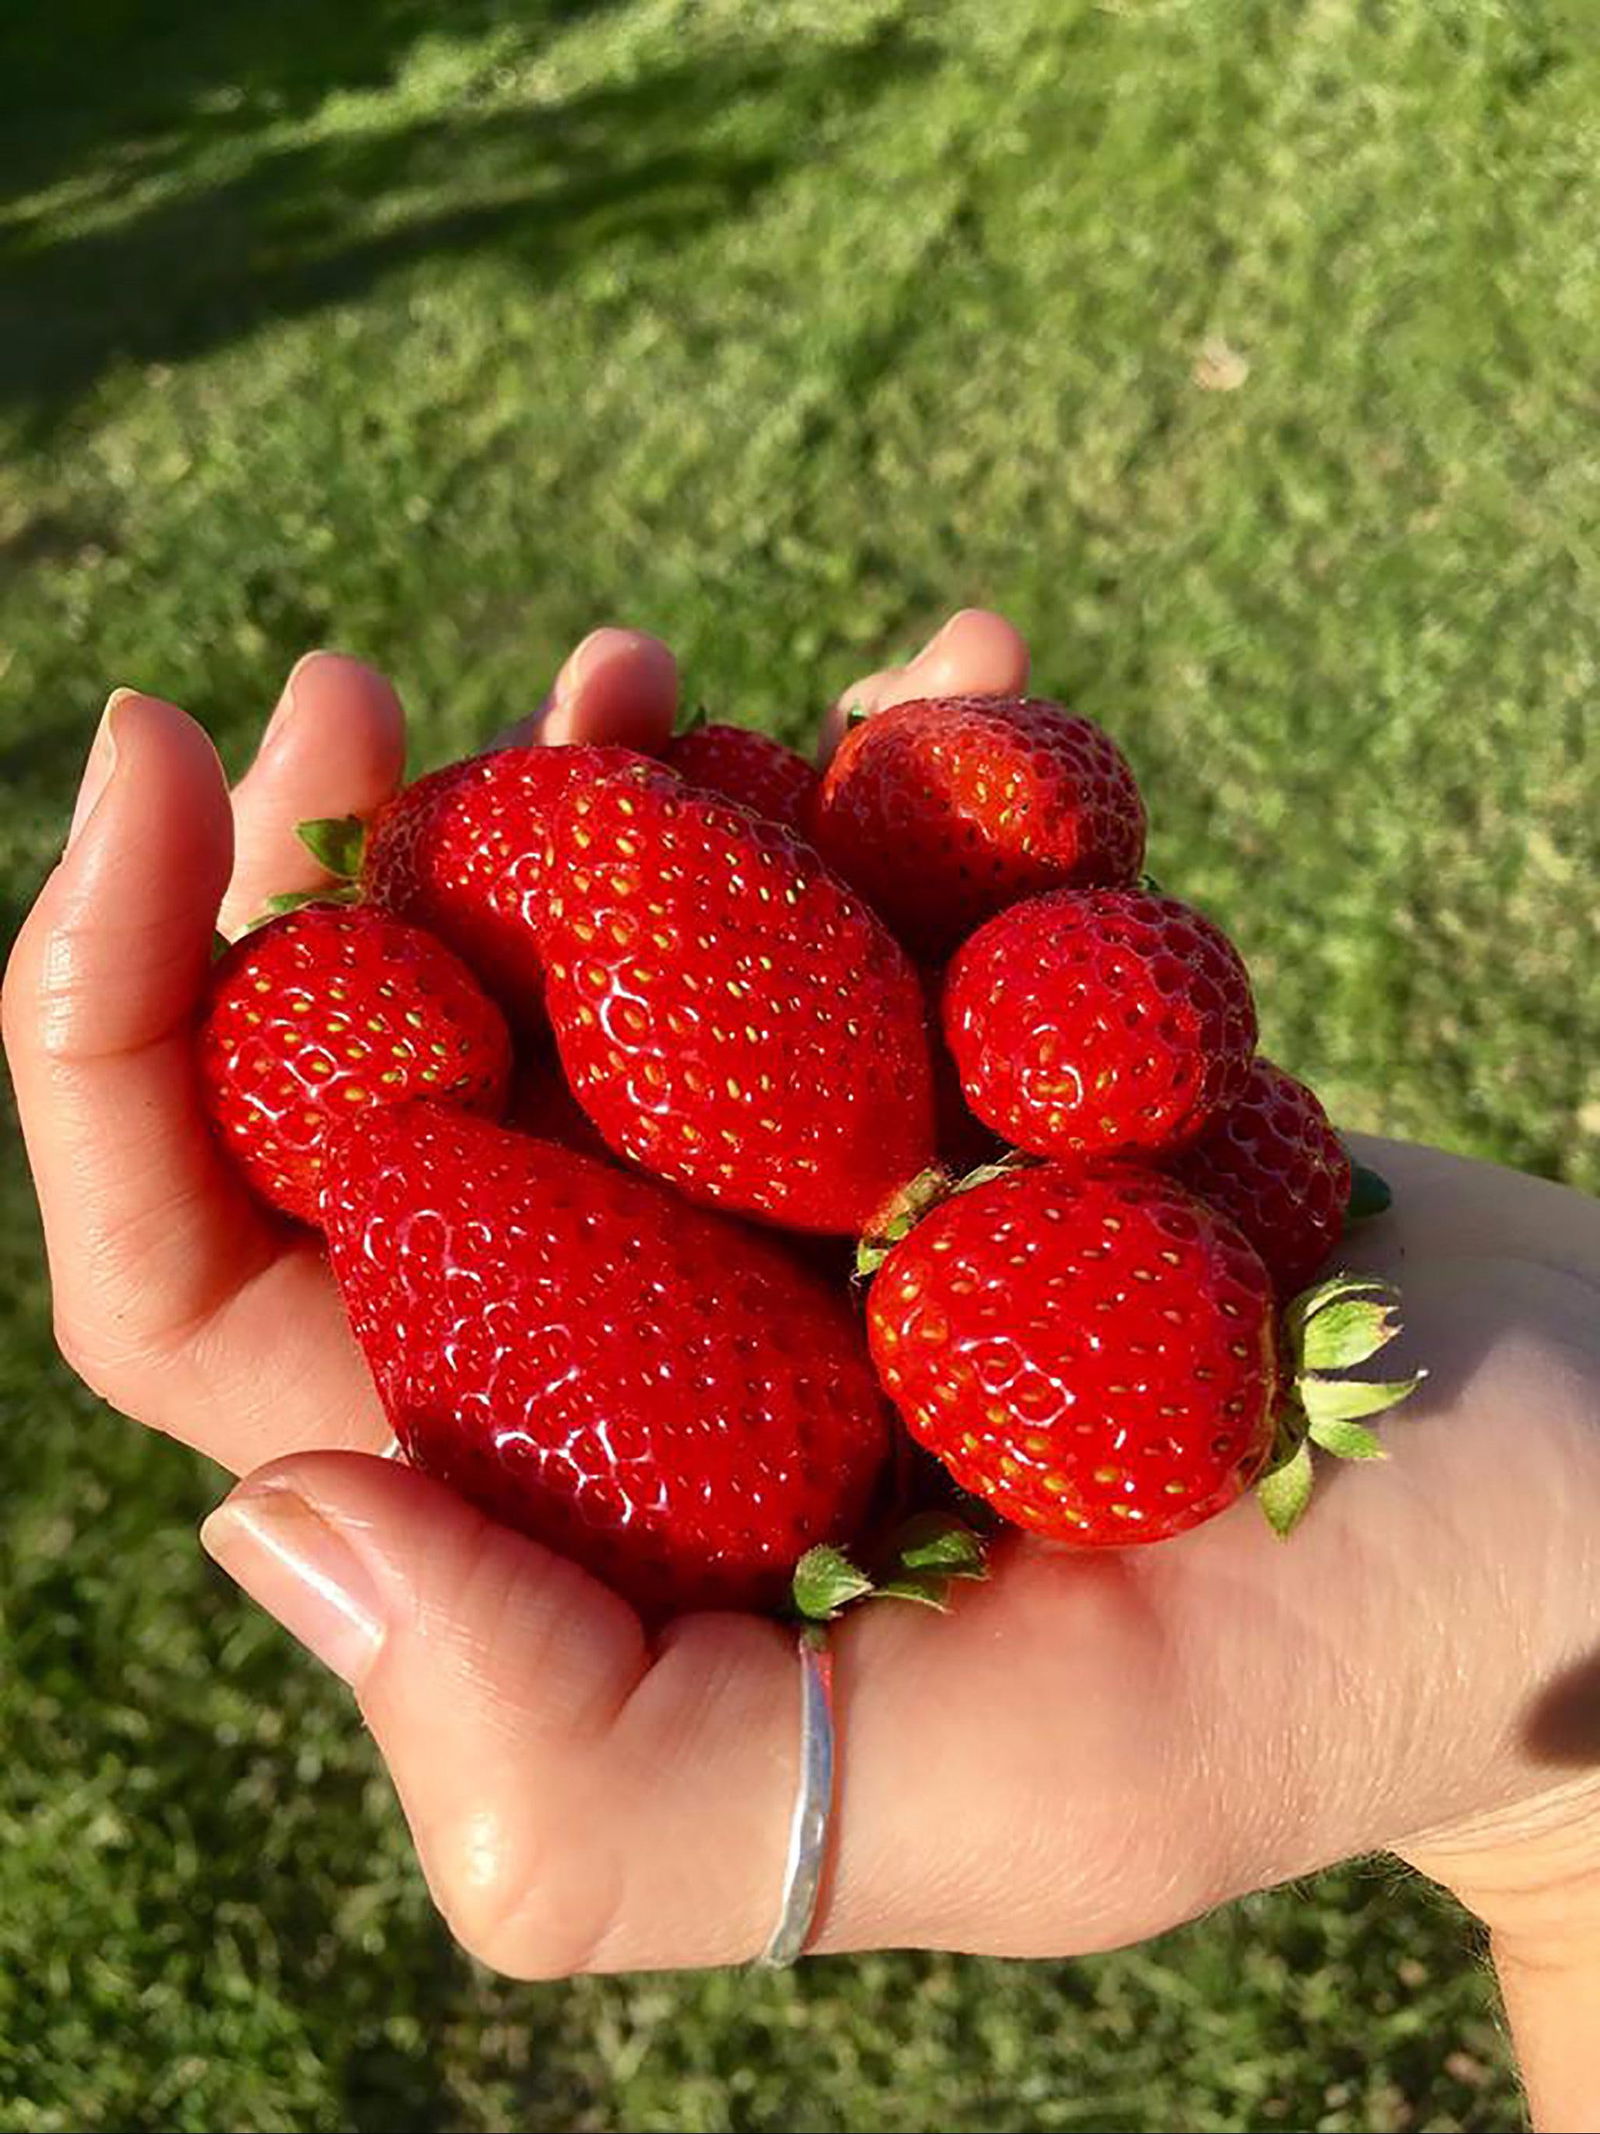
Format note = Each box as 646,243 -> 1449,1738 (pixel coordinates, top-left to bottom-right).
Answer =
866,1165 -> 1420,1548
944,887 -> 1257,1161
199,905 -> 510,1224
541,763 -> 938,1234
809,695 -> 1146,958
664,720 -> 818,833
323,1104 -> 892,1615
360,743 -> 651,1026
1171,1059 -> 1352,1297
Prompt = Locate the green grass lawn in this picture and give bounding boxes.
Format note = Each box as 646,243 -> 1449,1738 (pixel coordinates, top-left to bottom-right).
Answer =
5,0 -> 1599,2125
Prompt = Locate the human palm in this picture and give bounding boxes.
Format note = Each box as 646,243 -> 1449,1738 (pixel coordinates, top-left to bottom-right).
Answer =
7,617 -> 1599,1988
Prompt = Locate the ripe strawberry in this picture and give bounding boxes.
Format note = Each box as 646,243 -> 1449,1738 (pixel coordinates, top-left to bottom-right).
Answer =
809,695 -> 1146,958
361,743 -> 650,1026
199,905 -> 510,1225
541,764 -> 938,1234
1171,1058 -> 1352,1297
664,720 -> 818,833
944,887 -> 1257,1161
869,1166 -> 1279,1546
323,1104 -> 891,1615
867,1163 -> 1423,1547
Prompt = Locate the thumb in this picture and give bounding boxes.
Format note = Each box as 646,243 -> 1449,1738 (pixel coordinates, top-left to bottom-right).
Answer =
200,1450 -> 804,1977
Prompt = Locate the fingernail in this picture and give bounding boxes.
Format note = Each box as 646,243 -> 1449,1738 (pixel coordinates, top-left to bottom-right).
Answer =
202,1479 -> 386,1688
259,650 -> 322,756
550,627 -> 609,710
66,690 -> 131,853
906,615 -> 960,670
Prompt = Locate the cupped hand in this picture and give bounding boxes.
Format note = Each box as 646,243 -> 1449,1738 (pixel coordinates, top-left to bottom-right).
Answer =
2,627 -> 677,1474
6,615 -> 1600,2002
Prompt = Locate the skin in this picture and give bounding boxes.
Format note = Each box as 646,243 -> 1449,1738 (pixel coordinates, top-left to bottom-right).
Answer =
5,612 -> 1599,2128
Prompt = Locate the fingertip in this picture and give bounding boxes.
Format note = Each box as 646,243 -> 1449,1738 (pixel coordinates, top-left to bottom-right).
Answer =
539,627 -> 678,750
268,650 -> 406,777
882,607 -> 1030,708
7,687 -> 233,1058
72,689 -> 232,879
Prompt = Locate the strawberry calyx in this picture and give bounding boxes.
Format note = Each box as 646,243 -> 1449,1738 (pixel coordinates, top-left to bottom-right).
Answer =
1345,1159 -> 1394,1223
856,1152 -> 1037,1278
297,814 -> 368,880
248,815 -> 370,930
855,1165 -> 955,1277
1255,1273 -> 1425,1536
791,1510 -> 990,1623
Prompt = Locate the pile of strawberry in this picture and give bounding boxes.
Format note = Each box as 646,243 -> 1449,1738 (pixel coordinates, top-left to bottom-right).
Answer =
199,697 -> 1417,1620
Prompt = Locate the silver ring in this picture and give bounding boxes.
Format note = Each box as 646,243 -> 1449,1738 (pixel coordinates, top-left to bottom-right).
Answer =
758,1627 -> 837,1968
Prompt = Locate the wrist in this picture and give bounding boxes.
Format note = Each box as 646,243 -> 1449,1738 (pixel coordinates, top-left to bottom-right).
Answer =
1404,1780 -> 1600,2133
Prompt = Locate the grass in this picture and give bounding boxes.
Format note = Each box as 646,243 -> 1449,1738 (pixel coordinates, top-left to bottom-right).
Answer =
4,0 -> 1598,2125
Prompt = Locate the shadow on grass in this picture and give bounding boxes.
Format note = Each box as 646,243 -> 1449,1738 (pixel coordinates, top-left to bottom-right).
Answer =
0,3 -> 935,435
0,0 -> 603,203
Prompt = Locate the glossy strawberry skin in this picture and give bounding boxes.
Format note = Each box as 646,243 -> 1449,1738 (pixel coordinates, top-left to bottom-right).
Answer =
809,696 -> 1146,958
362,744 -> 649,1028
323,1105 -> 891,1616
945,888 -> 1258,1162
664,722 -> 818,834
868,1166 -> 1279,1547
199,906 -> 510,1225
1171,1058 -> 1352,1297
542,766 -> 938,1234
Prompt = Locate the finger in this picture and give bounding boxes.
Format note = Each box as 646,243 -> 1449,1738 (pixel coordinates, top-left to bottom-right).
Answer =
819,608 -> 1031,765
487,627 -> 678,753
199,1451 -> 1233,1980
2,692 -> 384,1468
219,652 -> 406,939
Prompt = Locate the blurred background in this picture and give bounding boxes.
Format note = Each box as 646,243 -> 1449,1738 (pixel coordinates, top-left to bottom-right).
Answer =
4,1 -> 1598,2127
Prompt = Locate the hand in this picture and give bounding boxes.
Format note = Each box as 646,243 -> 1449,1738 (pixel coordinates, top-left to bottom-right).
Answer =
3,627 -> 678,1474
8,616 -> 1600,2117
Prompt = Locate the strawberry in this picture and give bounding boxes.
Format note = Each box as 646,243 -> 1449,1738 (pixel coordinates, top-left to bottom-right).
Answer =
664,720 -> 818,833
199,905 -> 510,1225
323,1104 -> 891,1615
360,743 -> 651,1027
1171,1059 -> 1352,1298
867,1165 -> 1419,1548
541,763 -> 938,1234
944,887 -> 1257,1162
809,695 -> 1146,958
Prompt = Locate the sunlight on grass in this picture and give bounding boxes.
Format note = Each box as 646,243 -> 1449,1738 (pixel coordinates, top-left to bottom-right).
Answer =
4,0 -> 1596,2126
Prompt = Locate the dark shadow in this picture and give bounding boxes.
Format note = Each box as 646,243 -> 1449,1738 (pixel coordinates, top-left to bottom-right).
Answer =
1524,1646 -> 1600,1767
0,0 -> 602,205
0,11 -> 936,433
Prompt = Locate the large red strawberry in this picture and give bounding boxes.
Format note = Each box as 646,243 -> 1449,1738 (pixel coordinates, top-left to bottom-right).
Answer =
361,743 -> 650,1027
867,1165 -> 1418,1547
1171,1059 -> 1352,1298
809,695 -> 1146,958
664,720 -> 818,833
944,887 -> 1257,1161
323,1104 -> 891,1615
199,905 -> 510,1224
541,763 -> 938,1234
